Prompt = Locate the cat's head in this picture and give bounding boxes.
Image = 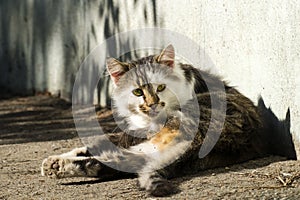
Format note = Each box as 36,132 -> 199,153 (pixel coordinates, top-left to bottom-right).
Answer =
106,45 -> 193,130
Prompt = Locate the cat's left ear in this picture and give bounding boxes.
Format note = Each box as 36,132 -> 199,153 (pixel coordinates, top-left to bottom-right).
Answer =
157,44 -> 175,68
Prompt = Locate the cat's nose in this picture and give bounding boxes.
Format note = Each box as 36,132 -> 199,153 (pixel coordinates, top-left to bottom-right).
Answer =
150,104 -> 158,110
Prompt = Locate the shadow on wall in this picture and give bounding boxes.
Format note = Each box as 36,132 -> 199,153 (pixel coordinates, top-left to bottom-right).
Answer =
0,0 -> 158,105
257,97 -> 297,159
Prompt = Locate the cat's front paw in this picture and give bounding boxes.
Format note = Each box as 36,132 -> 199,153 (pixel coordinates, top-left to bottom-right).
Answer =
148,180 -> 178,197
41,156 -> 67,178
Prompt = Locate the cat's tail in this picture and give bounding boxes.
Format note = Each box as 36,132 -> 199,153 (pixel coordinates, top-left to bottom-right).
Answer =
257,97 -> 297,159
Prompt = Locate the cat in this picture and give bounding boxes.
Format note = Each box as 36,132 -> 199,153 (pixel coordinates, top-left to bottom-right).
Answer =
41,45 -> 295,197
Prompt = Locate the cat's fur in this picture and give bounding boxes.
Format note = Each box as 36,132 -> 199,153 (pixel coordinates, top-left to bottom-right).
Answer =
41,45 -> 295,197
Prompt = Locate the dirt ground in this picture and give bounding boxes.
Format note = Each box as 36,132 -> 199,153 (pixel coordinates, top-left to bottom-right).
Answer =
0,95 -> 300,200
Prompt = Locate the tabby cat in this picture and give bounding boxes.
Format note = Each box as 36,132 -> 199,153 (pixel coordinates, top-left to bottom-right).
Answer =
41,45 -> 295,197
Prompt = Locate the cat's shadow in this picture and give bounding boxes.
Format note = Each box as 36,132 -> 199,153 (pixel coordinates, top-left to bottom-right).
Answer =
256,97 -> 296,159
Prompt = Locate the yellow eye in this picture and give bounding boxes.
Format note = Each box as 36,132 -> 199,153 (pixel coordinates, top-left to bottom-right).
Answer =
157,84 -> 166,92
132,88 -> 143,97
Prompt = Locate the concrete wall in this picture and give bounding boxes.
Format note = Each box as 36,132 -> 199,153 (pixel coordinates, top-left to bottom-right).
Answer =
1,1 -> 299,155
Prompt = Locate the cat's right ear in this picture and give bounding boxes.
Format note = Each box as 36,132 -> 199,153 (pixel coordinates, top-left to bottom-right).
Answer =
106,58 -> 128,85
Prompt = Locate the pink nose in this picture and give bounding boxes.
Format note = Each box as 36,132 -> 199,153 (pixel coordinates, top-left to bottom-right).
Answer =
150,104 -> 158,110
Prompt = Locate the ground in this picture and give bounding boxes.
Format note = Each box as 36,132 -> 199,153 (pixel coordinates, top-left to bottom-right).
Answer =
0,95 -> 300,199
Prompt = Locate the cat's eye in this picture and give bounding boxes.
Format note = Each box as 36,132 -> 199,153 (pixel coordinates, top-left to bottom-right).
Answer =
156,84 -> 166,92
132,88 -> 144,97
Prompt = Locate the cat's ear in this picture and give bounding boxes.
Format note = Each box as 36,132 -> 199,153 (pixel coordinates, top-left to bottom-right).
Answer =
157,44 -> 175,68
106,57 -> 128,85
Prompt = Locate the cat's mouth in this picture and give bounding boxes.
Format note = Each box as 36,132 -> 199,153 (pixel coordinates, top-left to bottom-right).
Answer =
148,110 -> 160,117
139,108 -> 161,118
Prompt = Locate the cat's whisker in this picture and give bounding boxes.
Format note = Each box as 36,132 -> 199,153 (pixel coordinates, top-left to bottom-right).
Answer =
110,125 -> 121,134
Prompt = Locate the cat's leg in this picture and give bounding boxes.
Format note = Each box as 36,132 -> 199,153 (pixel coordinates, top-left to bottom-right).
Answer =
132,110 -> 199,197
41,146 -> 91,178
130,126 -> 191,196
41,156 -> 102,178
41,133 -> 127,179
41,145 -> 101,178
138,171 -> 177,197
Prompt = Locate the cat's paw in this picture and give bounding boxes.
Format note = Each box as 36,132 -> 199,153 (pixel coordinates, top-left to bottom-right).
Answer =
41,156 -> 103,178
41,156 -> 68,178
148,180 -> 178,197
